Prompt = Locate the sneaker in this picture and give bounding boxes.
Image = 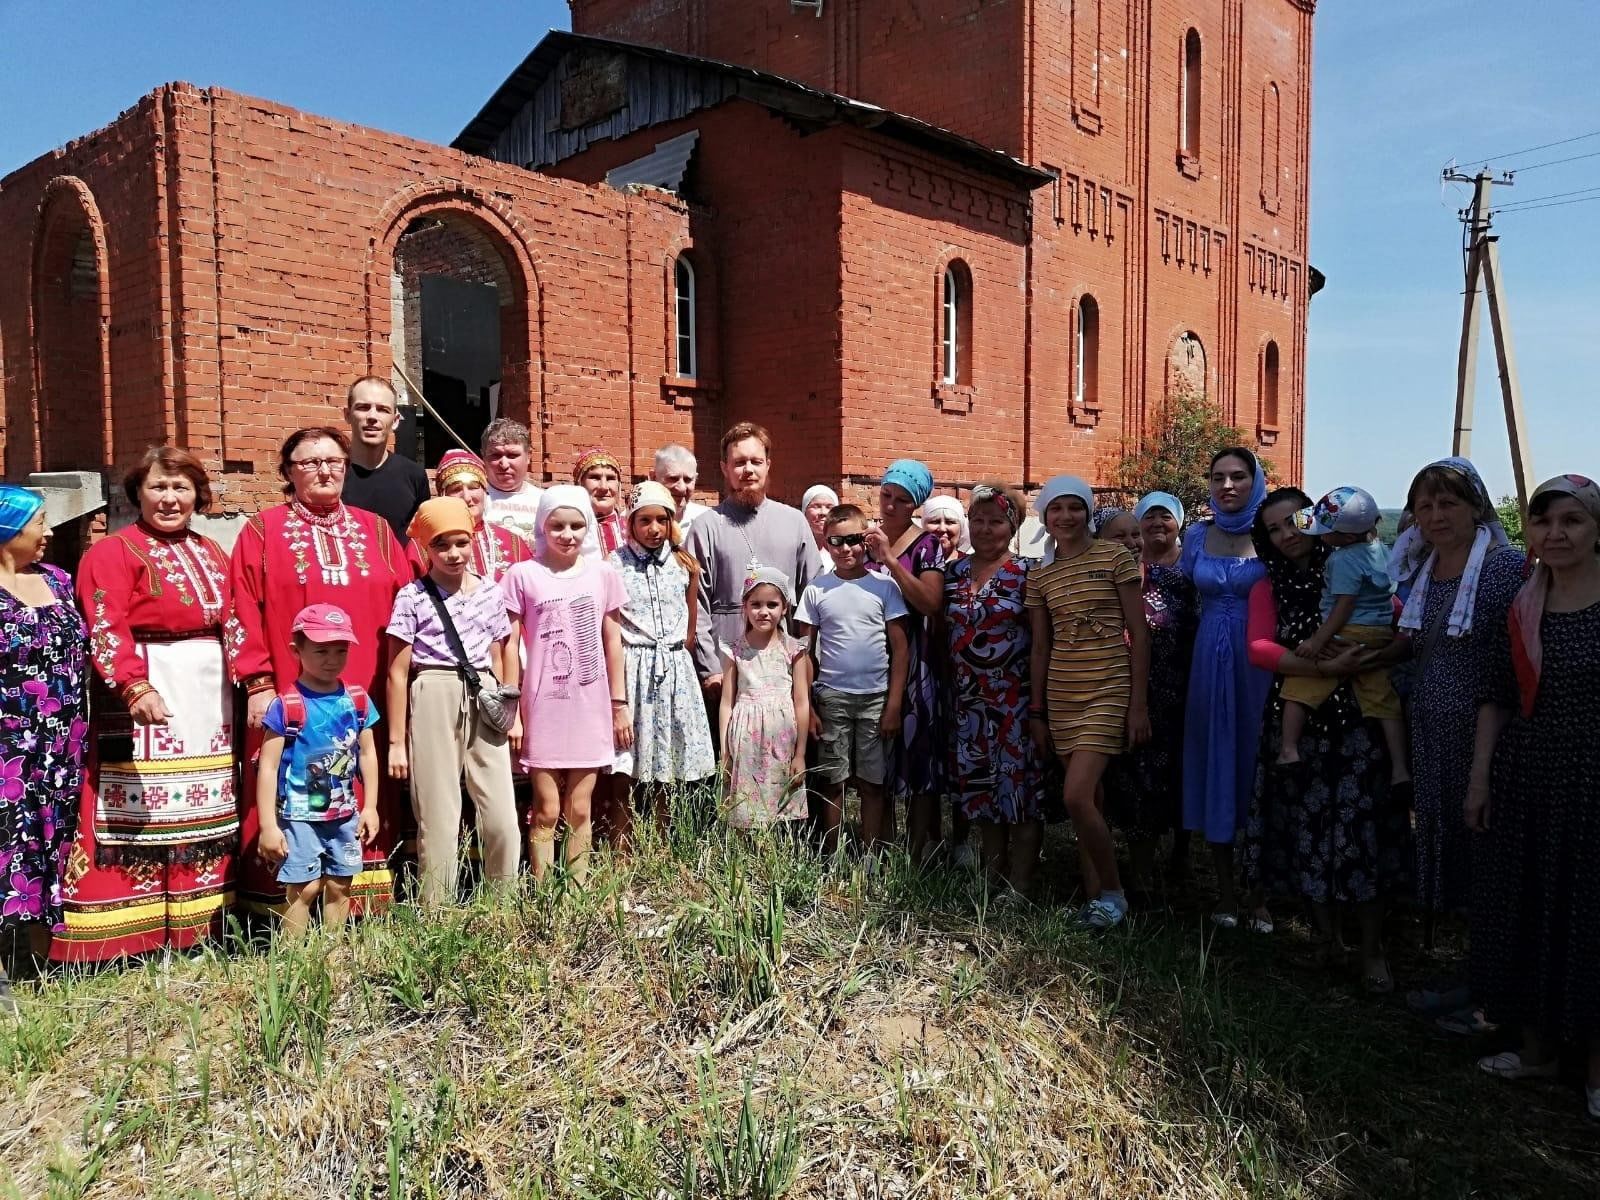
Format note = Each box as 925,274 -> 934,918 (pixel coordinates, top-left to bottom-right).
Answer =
1477,1051 -> 1558,1081
1587,1085 -> 1599,1120
0,966 -> 16,1019
950,842 -> 978,872
1210,910 -> 1240,930
1079,895 -> 1128,930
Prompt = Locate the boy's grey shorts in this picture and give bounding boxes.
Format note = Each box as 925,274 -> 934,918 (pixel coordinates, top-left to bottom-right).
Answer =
813,686 -> 889,785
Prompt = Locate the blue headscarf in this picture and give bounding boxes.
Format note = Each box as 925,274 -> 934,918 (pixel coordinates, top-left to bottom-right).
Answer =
0,485 -> 44,546
882,459 -> 934,508
1133,490 -> 1186,529
1210,450 -> 1267,535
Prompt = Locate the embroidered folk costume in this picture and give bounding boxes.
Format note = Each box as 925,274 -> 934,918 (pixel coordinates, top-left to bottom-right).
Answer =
53,523 -> 242,961
230,500 -> 407,915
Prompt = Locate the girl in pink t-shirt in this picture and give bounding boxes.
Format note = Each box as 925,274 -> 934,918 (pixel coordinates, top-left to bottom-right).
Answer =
501,485 -> 629,883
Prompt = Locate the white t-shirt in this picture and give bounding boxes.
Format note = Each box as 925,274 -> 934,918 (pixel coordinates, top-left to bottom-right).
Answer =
795,570 -> 909,694
485,481 -> 544,545
679,500 -> 710,530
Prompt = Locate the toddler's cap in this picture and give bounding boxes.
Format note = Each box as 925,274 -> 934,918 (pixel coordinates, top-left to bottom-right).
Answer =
1295,486 -> 1380,535
292,603 -> 360,645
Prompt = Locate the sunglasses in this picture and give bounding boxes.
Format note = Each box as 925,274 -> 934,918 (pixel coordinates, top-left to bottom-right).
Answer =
825,532 -> 867,548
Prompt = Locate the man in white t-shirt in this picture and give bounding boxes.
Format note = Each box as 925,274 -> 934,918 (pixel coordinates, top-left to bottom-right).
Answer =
794,503 -> 908,854
652,443 -> 709,529
481,418 -> 544,546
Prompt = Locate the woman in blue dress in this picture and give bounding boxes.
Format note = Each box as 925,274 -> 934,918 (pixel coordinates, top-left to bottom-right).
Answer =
1180,448 -> 1271,925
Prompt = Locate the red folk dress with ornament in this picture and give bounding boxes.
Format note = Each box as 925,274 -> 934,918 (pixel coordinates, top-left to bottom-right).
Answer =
55,523 -> 242,962
230,501 -> 407,915
405,520 -> 530,584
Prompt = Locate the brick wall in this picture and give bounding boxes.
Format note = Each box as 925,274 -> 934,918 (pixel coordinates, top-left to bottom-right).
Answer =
571,0 -> 1315,485
0,84 -> 700,513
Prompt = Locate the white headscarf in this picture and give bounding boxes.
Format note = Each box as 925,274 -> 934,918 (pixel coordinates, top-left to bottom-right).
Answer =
1392,456 -> 1509,639
800,484 -> 839,514
1034,475 -> 1095,563
533,484 -> 594,555
920,494 -> 971,554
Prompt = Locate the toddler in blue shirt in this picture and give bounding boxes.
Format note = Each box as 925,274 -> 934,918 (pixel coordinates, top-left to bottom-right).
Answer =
1279,487 -> 1411,792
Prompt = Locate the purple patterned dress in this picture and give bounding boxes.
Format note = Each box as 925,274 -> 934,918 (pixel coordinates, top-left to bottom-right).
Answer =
0,565 -> 89,931
869,530 -> 946,801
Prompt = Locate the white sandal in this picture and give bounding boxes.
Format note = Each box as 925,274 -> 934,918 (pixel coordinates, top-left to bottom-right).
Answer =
1477,1052 -> 1557,1081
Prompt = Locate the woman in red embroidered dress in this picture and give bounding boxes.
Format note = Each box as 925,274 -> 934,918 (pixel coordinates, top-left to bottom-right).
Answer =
230,427 -> 407,916
405,450 -> 530,583
54,449 -> 242,962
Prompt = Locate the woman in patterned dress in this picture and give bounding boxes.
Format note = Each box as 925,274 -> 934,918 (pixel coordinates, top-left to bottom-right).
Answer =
1393,457 -> 1524,918
1026,476 -> 1149,929
55,448 -> 242,963
864,459 -> 946,862
0,486 -> 88,1009
1240,488 -> 1412,991
230,427 -> 407,917
1103,493 -> 1198,893
1469,474 -> 1600,1118
943,484 -> 1049,894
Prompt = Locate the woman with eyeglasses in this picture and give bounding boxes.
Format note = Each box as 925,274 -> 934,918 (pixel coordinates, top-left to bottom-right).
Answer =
229,427 -> 408,919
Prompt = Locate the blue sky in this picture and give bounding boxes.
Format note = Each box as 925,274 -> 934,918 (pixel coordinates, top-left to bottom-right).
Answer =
4,0 -> 1596,505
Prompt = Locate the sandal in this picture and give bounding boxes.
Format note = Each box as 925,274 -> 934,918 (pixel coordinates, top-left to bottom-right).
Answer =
1477,1051 -> 1557,1081
1362,958 -> 1394,995
1210,910 -> 1239,930
1436,1005 -> 1497,1036
1245,914 -> 1275,935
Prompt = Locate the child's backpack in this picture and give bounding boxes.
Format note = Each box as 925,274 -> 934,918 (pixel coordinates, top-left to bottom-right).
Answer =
276,684 -> 369,747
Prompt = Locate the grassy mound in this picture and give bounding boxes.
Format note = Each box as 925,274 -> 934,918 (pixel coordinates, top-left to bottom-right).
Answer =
2,814 -> 1595,1198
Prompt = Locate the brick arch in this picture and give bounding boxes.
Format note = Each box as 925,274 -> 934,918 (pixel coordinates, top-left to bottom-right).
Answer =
30,175 -> 112,473
365,183 -> 544,467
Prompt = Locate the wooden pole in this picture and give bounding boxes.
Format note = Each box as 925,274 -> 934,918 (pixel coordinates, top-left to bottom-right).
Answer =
1450,172 -> 1492,457
1481,239 -> 1535,510
391,361 -> 473,455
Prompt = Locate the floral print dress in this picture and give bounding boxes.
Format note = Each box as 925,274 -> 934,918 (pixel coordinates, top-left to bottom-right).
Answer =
943,556 -> 1049,823
723,633 -> 807,829
868,530 -> 946,801
0,565 -> 89,931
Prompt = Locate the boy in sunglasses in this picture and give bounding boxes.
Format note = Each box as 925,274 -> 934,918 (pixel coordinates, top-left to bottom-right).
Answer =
795,504 -> 910,852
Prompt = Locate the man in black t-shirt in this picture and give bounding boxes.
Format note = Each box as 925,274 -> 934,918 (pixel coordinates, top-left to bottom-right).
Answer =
339,375 -> 430,539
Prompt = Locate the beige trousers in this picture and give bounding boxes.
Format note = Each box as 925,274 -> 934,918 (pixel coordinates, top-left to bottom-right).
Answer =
408,671 -> 520,905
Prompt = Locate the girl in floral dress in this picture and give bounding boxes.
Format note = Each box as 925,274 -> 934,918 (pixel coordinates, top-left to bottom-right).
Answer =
609,481 -> 716,843
719,568 -> 812,830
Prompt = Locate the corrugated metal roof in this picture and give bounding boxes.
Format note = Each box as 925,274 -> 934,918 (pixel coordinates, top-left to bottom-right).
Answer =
605,129 -> 700,193
454,30 -> 1052,191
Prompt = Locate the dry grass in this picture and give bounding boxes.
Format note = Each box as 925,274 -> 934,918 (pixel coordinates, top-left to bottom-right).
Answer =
3,805 -> 1597,1199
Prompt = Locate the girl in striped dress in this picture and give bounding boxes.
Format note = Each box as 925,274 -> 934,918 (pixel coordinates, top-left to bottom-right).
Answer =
1025,475 -> 1149,928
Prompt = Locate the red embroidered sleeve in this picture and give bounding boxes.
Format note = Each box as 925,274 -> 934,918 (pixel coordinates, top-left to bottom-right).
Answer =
75,539 -> 146,690
229,516 -> 274,689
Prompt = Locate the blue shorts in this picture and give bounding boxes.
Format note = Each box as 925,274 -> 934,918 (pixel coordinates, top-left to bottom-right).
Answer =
276,813 -> 363,884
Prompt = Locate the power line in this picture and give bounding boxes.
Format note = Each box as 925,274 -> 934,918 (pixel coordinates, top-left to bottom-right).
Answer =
1456,129 -> 1600,169
1493,193 -> 1600,216
1494,183 -> 1600,209
1509,147 -> 1600,173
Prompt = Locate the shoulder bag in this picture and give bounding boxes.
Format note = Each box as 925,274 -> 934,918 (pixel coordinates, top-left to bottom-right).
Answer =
418,578 -> 520,735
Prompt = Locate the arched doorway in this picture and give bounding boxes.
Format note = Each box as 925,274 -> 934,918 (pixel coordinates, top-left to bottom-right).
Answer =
389,211 -> 532,468
32,179 -> 111,472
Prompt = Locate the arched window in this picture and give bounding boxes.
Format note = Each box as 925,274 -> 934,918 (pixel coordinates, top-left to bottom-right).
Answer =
1074,294 -> 1100,411
674,255 -> 697,378
1261,82 -> 1281,209
1262,340 -> 1281,428
941,261 -> 972,386
1181,29 -> 1202,158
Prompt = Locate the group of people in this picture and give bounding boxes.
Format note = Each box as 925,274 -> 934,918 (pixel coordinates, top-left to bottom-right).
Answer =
0,376 -> 1595,1120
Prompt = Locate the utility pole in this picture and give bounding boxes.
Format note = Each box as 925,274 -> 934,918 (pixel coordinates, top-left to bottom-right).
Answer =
1444,168 -> 1535,509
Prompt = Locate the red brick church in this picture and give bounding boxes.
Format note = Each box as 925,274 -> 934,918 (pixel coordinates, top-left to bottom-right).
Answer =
0,0 -> 1314,521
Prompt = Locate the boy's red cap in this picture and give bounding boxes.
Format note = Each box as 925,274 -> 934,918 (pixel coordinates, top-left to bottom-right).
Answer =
291,603 -> 360,645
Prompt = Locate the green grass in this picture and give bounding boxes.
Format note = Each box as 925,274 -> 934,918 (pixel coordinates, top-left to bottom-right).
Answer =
2,803 -> 1596,1198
